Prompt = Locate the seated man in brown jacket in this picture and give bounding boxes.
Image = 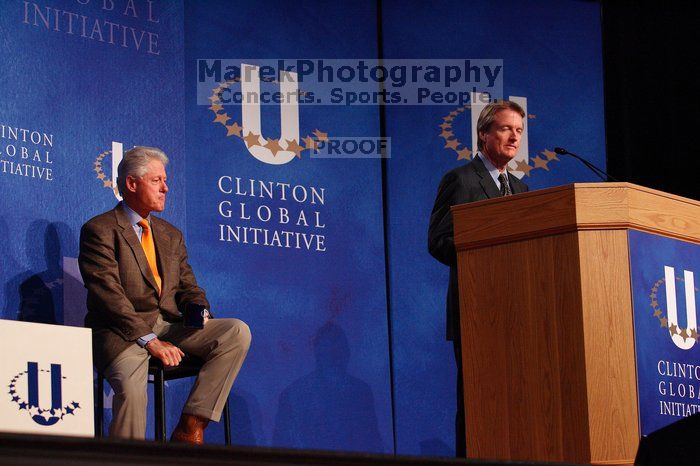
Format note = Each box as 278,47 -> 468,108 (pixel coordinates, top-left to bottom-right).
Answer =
79,146 -> 251,444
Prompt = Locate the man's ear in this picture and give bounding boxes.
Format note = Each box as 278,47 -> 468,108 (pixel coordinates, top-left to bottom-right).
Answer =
125,175 -> 138,193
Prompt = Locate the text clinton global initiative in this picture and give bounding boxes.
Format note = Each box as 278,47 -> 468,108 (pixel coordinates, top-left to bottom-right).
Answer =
217,176 -> 327,252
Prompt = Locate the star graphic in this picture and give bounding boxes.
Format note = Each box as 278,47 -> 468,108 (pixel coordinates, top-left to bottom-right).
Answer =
65,406 -> 74,415
444,116 -> 454,122
103,180 -> 112,188
19,402 -> 28,410
285,139 -> 305,158
439,130 -> 454,139
303,135 -> 319,151
439,122 -> 452,130
96,173 -> 105,180
93,162 -> 101,168
690,328 -> 699,340
528,114 -> 536,119
209,104 -> 223,112
653,309 -> 662,317
457,148 -> 472,160
532,156 -> 550,171
541,149 -> 559,161
11,396 -> 19,402
444,139 -> 459,150
651,299 -> 658,307
243,132 -> 262,147
680,328 -> 688,339
449,111 -> 458,117
660,317 -> 668,328
207,95 -> 219,102
515,160 -> 534,177
312,129 -> 328,141
213,113 -> 230,125
669,323 -> 678,334
72,402 -> 80,409
93,167 -> 100,173
226,122 -> 242,137
264,138 -> 283,154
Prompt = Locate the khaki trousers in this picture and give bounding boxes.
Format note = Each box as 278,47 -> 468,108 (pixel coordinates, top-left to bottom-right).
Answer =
103,316 -> 251,440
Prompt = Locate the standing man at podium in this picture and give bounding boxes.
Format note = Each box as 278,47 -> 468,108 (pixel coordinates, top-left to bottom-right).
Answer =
428,100 -> 528,456
79,146 -> 251,444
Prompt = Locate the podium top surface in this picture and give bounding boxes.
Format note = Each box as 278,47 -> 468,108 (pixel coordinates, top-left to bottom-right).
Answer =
452,182 -> 700,250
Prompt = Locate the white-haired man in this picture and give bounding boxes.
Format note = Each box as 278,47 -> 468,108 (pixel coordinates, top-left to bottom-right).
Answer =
79,146 -> 251,443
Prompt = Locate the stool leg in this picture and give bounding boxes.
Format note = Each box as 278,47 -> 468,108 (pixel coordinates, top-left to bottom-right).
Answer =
154,368 -> 166,442
223,397 -> 231,446
95,374 -> 104,438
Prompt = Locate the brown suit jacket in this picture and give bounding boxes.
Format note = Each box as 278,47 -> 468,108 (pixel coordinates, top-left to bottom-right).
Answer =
79,204 -> 209,371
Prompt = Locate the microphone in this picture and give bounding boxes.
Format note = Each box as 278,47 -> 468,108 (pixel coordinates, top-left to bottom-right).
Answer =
553,147 -> 620,182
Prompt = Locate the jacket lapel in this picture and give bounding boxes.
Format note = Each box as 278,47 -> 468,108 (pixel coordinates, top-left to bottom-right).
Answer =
150,217 -> 172,292
508,172 -> 527,194
114,205 -> 161,295
472,156 -> 502,199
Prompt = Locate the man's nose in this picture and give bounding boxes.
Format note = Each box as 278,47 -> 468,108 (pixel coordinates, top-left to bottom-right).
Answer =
162,182 -> 169,192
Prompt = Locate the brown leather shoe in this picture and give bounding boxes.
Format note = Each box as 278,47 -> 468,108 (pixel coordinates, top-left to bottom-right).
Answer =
170,413 -> 209,445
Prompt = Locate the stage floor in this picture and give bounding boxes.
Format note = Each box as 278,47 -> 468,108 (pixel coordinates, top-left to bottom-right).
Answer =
0,433 -> 585,465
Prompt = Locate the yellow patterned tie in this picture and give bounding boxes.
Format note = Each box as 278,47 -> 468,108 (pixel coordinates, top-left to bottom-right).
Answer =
138,220 -> 162,294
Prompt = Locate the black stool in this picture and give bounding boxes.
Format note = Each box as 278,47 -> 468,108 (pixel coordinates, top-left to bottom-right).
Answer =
95,355 -> 231,444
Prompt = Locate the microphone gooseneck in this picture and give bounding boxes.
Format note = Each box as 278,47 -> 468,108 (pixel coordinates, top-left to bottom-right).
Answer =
553,147 -> 619,182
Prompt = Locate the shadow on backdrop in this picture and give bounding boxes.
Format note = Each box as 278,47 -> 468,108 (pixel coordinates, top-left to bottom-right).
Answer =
229,387 -> 264,446
0,215 -> 21,319
273,321 -> 383,452
4,221 -> 76,324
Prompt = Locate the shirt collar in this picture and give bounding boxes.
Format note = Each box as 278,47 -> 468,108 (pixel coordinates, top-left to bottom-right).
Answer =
121,201 -> 150,227
477,151 -> 508,186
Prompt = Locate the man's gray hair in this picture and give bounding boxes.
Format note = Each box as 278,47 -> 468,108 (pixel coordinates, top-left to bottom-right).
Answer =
116,146 -> 169,196
476,100 -> 526,151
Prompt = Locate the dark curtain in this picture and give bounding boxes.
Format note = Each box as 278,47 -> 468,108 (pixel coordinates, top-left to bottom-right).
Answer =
602,1 -> 698,200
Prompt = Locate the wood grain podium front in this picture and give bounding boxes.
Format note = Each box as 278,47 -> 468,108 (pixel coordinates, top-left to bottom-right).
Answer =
451,183 -> 700,465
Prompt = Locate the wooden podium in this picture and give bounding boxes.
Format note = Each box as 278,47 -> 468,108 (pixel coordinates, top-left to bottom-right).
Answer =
451,183 -> 700,465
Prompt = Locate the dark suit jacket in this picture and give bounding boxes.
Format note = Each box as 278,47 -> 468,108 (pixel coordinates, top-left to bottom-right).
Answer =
79,204 -> 209,371
428,156 -> 528,341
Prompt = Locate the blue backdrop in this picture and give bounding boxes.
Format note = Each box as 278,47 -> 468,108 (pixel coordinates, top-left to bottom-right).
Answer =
1,0 -> 606,455
381,0 -> 605,455
183,0 -> 391,451
0,0 -> 186,438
